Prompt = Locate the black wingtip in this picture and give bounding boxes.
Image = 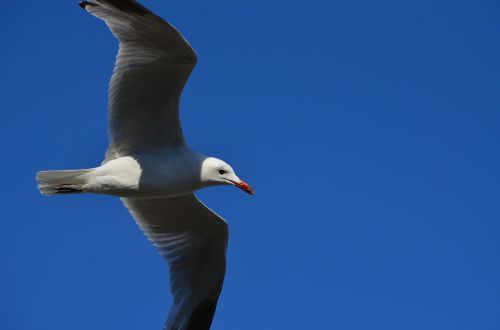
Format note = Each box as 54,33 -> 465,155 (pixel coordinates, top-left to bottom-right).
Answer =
78,1 -> 97,9
184,297 -> 219,330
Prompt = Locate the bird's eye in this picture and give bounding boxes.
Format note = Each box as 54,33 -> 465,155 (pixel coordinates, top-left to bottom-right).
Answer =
218,169 -> 225,175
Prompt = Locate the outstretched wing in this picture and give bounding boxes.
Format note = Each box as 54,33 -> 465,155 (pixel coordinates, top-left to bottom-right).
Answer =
80,0 -> 197,159
122,195 -> 228,330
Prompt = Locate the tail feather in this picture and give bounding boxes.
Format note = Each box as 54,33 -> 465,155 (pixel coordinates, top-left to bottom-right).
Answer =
36,169 -> 92,195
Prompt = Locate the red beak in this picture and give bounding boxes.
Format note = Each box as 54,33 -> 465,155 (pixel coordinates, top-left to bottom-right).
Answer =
233,180 -> 255,195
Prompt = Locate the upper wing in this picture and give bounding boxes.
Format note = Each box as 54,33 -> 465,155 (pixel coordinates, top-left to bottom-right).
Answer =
122,194 -> 228,330
80,0 -> 197,159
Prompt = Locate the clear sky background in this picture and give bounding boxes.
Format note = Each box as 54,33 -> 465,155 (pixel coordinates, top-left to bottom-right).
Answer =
1,0 -> 499,329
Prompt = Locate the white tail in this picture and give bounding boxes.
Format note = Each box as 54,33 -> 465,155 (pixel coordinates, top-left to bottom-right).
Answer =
36,169 -> 92,195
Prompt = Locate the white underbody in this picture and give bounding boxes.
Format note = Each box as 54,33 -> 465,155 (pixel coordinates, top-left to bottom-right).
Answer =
84,148 -> 207,198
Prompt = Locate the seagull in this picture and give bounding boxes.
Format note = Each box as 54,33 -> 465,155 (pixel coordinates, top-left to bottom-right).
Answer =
36,0 -> 254,329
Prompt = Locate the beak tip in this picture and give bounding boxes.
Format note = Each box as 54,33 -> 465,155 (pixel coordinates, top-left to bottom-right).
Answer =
234,180 -> 255,196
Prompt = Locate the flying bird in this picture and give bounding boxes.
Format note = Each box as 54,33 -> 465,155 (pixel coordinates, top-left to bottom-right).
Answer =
36,0 -> 254,329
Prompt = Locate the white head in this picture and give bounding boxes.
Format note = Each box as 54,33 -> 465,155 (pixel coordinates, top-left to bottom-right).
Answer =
200,157 -> 255,195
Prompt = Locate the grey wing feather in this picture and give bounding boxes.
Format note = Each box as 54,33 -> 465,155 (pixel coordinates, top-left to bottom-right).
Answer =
81,0 -> 197,160
122,194 -> 228,330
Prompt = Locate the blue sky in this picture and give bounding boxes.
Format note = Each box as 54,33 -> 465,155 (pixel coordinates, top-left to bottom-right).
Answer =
1,0 -> 499,329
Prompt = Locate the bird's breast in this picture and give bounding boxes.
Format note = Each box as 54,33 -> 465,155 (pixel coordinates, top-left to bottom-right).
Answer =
87,152 -> 202,198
